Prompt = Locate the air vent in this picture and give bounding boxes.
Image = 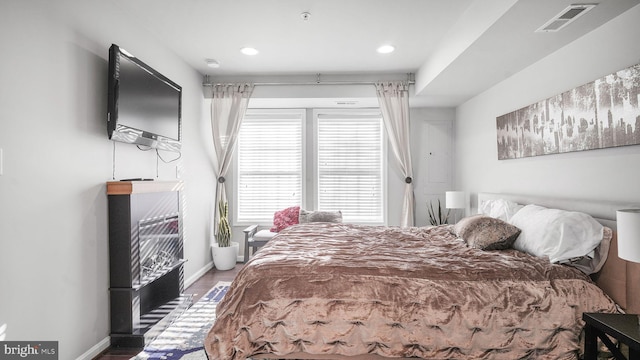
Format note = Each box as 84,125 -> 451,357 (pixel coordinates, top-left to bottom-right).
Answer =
535,4 -> 596,33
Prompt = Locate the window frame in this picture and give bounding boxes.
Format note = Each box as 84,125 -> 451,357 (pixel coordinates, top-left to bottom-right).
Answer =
233,107 -> 387,227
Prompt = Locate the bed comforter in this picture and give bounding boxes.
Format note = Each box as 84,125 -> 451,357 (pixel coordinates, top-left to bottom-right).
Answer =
205,223 -> 617,360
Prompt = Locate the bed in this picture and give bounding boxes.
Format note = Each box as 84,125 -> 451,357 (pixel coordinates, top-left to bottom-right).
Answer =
204,193 -> 640,360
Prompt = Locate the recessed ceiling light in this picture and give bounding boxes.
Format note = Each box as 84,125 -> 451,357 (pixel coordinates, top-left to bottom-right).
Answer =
377,45 -> 395,54
240,47 -> 259,56
205,59 -> 220,68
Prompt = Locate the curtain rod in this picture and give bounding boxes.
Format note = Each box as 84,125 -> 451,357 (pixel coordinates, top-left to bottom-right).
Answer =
202,74 -> 415,87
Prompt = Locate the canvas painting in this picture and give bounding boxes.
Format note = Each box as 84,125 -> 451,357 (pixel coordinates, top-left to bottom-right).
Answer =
497,63 -> 640,160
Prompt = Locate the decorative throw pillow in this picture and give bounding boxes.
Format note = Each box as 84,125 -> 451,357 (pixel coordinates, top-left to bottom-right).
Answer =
271,206 -> 300,232
454,215 -> 521,251
299,209 -> 343,224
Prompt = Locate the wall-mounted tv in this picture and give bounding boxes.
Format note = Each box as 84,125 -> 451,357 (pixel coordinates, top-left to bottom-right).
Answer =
107,44 -> 182,152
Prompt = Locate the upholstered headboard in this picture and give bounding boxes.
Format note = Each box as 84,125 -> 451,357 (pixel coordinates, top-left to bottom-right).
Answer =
477,192 -> 640,314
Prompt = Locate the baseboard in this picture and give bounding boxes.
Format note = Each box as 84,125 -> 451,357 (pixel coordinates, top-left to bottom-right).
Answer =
185,261 -> 214,288
76,336 -> 110,360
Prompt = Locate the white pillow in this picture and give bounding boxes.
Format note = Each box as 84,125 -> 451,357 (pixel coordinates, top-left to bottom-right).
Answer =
478,199 -> 523,222
509,204 -> 604,263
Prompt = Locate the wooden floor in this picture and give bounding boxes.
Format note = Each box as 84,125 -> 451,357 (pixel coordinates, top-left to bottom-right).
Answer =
93,264 -> 243,360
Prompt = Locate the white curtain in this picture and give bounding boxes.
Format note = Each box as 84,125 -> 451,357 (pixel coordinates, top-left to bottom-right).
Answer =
210,83 -> 254,236
375,81 -> 415,227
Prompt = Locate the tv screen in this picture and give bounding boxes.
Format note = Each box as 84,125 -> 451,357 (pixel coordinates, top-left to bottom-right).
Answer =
107,44 -> 182,152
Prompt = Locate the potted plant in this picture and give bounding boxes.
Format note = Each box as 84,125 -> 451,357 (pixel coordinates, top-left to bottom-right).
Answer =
427,199 -> 450,225
211,201 -> 239,270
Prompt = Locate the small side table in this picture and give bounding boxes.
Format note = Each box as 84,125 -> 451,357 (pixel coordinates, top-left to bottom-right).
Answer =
242,225 -> 275,262
583,312 -> 640,360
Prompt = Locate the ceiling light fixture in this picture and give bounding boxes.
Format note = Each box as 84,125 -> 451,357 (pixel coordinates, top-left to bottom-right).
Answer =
377,45 -> 395,54
240,47 -> 259,56
205,59 -> 220,68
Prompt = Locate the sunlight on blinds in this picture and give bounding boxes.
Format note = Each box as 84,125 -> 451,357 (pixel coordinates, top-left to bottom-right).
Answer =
317,116 -> 384,223
237,112 -> 303,222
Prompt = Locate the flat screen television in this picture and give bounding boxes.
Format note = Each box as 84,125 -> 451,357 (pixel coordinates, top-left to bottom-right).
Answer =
107,44 -> 182,152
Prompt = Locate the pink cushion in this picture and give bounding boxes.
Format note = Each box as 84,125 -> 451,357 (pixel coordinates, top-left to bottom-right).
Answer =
271,206 -> 300,232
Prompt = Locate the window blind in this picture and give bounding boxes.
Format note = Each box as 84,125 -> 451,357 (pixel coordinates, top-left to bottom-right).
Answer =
236,111 -> 303,223
316,114 -> 384,223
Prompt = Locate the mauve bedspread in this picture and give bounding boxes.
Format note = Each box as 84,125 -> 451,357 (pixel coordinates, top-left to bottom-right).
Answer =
205,223 -> 617,360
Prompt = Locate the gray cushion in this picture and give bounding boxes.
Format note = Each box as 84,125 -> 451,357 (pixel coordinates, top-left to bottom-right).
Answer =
454,215 -> 521,251
254,229 -> 277,241
299,209 -> 343,224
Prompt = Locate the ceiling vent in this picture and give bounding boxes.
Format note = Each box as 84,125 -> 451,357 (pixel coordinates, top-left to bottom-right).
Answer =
535,4 -> 596,33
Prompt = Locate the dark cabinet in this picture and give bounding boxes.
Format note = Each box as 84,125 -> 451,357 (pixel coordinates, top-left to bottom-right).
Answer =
107,181 -> 191,348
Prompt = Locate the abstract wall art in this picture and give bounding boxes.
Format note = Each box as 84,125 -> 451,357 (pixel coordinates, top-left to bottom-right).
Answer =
497,63 -> 640,160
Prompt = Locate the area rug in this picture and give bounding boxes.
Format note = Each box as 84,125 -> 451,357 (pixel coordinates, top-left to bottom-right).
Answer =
131,281 -> 231,360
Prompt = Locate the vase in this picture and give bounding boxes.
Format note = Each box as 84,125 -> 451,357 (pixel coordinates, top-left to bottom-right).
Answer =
211,241 -> 239,271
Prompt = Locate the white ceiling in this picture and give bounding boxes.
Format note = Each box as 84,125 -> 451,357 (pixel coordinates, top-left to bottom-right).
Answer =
113,0 -> 640,107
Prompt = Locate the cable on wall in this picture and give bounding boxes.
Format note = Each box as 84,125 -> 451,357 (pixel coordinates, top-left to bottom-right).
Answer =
156,149 -> 182,164
113,143 -> 181,180
155,149 -> 182,178
112,141 -> 116,180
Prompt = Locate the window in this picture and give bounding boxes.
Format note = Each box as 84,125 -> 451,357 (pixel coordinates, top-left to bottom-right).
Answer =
315,110 -> 385,224
235,109 -> 304,223
235,108 -> 385,225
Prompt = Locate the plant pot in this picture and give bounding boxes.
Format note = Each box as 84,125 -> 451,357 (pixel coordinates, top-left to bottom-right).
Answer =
211,241 -> 239,271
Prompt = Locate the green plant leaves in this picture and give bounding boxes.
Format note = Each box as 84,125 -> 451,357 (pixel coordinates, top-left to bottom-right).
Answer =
217,201 -> 231,247
427,199 -> 450,226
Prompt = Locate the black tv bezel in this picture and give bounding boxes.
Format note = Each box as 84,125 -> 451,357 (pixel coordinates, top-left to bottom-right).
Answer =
107,44 -> 182,152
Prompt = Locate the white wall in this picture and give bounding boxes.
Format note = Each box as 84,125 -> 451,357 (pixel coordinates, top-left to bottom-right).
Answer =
0,1 -> 214,358
456,4 -> 640,210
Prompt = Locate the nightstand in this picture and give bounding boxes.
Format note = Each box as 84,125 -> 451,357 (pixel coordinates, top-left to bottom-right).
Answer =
583,313 -> 640,360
